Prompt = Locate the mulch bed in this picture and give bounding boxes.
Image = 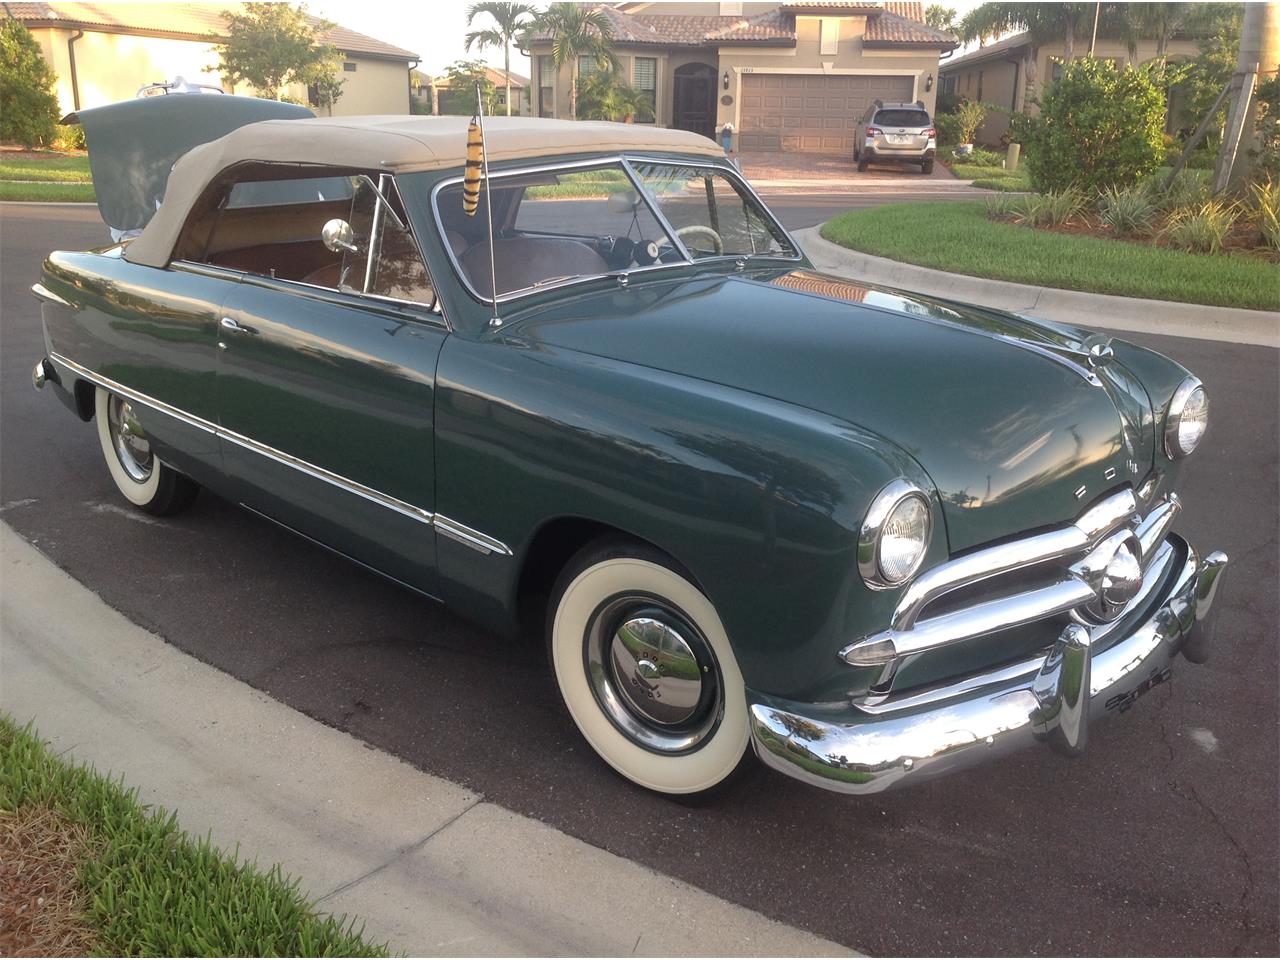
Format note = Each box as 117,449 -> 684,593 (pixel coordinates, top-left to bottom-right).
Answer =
0,807 -> 98,957
991,212 -> 1280,262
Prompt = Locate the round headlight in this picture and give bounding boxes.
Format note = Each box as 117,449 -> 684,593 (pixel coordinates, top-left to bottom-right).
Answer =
860,479 -> 932,589
1165,377 -> 1208,459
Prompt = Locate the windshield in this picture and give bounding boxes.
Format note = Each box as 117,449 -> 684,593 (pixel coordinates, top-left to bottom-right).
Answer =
432,159 -> 794,300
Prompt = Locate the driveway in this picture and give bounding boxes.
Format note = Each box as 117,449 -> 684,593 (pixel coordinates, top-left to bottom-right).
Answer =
737,149 -> 960,184
3,203 -> 1276,957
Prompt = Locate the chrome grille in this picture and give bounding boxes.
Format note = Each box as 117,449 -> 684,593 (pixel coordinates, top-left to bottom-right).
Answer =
840,488 -> 1182,672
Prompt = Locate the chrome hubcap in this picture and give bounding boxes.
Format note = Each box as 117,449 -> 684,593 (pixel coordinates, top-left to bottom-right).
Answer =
585,596 -> 722,754
108,395 -> 153,483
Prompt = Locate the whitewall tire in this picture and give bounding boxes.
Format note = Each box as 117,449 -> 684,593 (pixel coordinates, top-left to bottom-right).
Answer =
94,386 -> 198,515
548,541 -> 750,795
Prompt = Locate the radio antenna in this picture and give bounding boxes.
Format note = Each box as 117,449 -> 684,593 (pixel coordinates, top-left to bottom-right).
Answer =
476,84 -> 501,328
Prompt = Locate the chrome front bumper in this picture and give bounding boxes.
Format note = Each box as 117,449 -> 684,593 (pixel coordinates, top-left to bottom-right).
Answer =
748,536 -> 1228,794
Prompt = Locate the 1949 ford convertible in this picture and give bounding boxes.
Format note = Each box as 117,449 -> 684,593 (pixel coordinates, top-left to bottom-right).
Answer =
32,96 -> 1227,796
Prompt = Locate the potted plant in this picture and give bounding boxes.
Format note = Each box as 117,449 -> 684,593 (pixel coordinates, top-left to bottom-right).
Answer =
955,100 -> 990,155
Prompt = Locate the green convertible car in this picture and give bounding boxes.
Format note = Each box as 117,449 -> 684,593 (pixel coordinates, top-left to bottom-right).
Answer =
32,96 -> 1227,796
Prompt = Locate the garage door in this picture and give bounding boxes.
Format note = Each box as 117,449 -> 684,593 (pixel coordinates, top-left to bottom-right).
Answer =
738,74 -> 914,154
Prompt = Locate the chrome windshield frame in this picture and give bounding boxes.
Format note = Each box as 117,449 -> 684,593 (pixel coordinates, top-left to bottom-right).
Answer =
427,153 -> 803,307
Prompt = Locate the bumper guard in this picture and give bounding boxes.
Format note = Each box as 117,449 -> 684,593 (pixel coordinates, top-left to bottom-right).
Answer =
748,537 -> 1227,794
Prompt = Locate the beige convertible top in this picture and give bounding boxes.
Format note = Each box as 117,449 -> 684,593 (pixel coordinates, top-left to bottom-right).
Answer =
124,115 -> 725,268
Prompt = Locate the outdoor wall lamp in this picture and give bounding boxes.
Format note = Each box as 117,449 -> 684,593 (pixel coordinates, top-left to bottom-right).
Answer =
925,73 -> 934,92
723,70 -> 731,90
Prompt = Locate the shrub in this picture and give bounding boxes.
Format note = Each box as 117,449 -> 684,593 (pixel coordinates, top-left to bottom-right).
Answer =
1155,168 -> 1211,213
1019,58 -> 1165,193
934,112 -> 962,145
1097,184 -> 1157,237
1013,189 -> 1087,227
1249,179 -> 1280,251
985,192 -> 1020,218
52,123 -> 86,151
1161,199 -> 1239,253
965,147 -> 1004,167
0,20 -> 61,148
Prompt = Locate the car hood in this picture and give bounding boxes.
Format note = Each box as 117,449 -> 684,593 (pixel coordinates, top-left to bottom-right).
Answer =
509,268 -> 1157,552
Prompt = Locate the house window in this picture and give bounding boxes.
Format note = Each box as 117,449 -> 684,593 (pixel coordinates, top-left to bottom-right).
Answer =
342,62 -> 357,72
538,55 -> 554,117
976,70 -> 984,101
820,18 -> 839,55
579,55 -> 600,77
941,75 -> 956,95
633,56 -> 657,123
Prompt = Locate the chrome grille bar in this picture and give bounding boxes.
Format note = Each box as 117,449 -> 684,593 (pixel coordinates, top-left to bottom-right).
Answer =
841,488 -> 1151,667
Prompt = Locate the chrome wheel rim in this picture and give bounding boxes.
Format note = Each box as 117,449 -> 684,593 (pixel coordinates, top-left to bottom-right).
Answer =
584,594 -> 723,754
107,395 -> 153,483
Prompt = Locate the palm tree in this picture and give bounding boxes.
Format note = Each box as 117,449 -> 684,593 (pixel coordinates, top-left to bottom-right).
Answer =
1120,2 -> 1188,63
959,3 -> 1102,104
532,2 -> 618,120
465,2 -> 536,116
576,70 -> 655,123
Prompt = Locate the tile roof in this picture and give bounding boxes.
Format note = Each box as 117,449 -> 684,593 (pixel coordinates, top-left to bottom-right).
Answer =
864,9 -> 958,46
532,2 -> 952,48
434,66 -> 530,89
5,2 -> 418,61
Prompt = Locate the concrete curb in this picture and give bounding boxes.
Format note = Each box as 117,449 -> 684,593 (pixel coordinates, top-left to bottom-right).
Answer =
795,226 -> 1280,349
0,523 -> 854,958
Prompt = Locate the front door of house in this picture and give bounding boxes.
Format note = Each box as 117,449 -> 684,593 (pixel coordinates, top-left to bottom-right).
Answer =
672,63 -> 717,141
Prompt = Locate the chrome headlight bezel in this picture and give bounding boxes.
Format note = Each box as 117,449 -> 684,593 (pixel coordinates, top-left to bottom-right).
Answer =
859,478 -> 933,590
1164,376 -> 1208,460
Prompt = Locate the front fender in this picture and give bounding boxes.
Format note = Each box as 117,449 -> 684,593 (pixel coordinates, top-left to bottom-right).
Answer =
433,336 -> 942,701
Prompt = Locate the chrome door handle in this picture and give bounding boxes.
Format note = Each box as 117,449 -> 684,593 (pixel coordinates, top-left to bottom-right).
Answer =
219,316 -> 256,334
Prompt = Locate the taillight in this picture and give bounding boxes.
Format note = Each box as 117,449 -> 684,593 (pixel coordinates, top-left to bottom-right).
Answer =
924,127 -> 936,138
866,126 -> 883,137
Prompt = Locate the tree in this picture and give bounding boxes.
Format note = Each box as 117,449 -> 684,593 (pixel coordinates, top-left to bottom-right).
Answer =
442,60 -> 498,116
576,70 -> 655,123
0,19 -> 61,148
531,2 -> 618,120
212,2 -> 341,102
1119,2 -> 1191,62
465,2 -> 536,117
924,5 -> 957,33
959,3 -> 1106,106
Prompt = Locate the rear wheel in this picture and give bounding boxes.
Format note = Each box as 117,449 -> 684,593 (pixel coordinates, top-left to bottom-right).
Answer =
95,387 -> 199,515
922,159 -> 935,174
857,155 -> 869,172
547,539 -> 749,796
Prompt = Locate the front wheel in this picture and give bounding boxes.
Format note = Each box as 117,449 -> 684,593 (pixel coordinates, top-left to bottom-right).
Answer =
95,387 -> 199,515
547,540 -> 749,795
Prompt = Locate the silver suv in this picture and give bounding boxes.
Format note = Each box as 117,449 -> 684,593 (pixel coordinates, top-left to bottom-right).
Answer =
854,101 -> 936,174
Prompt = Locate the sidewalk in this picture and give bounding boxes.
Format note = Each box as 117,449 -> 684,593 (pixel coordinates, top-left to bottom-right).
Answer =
0,523 -> 852,957
796,227 -> 1280,348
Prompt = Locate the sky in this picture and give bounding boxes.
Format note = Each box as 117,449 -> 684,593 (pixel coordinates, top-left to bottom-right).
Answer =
309,0 -> 990,80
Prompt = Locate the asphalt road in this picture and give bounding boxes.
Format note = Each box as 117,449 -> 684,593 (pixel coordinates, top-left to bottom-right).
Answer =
3,203 -> 1277,957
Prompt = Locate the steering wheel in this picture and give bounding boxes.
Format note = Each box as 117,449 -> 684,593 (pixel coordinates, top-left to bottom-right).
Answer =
657,224 -> 725,257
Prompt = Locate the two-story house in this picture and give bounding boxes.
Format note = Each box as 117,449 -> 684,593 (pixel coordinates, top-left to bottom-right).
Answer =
527,2 -> 957,154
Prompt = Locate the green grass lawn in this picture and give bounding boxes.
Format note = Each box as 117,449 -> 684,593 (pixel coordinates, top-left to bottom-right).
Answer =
0,717 -> 389,956
0,154 -> 91,182
0,180 -> 96,202
948,163 -> 1030,192
820,200 -> 1279,311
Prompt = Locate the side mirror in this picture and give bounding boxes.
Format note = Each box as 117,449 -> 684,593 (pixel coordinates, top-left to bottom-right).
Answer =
606,190 -> 641,215
321,218 -> 358,254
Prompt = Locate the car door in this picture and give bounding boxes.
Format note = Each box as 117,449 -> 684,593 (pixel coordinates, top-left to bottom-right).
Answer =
211,172 -> 448,593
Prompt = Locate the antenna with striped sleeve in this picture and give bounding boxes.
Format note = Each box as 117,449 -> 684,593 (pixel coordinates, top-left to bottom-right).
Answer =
463,83 -> 501,328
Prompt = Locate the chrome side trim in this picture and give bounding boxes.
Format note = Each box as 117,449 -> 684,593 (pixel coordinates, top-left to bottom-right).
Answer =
434,515 -> 513,556
31,282 -> 71,307
49,353 -> 218,436
52,353 -> 514,555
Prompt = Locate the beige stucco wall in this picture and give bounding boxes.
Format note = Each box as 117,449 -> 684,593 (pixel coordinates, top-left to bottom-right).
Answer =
531,10 -> 946,145
943,36 -> 1203,145
31,26 -> 409,117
